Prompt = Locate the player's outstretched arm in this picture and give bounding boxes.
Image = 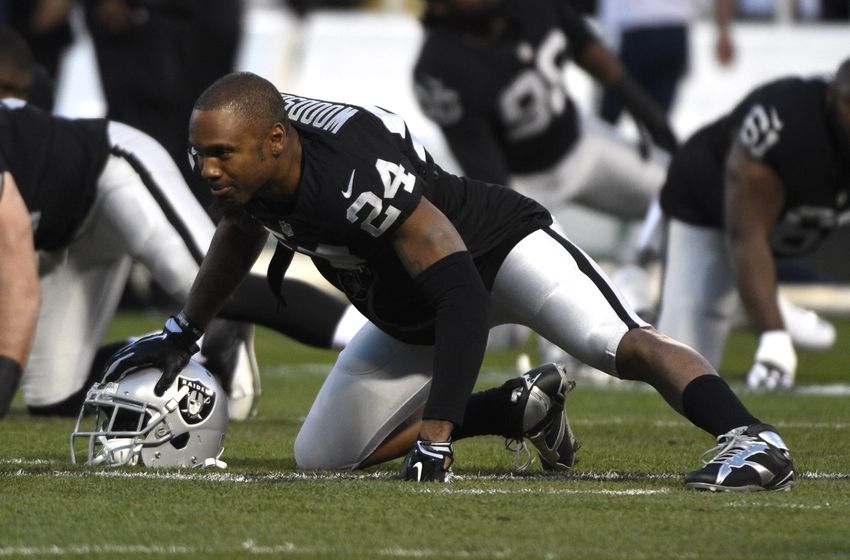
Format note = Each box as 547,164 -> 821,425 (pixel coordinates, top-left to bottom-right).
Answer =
0,172 -> 39,417
577,40 -> 678,155
724,141 -> 796,389
183,212 -> 268,329
102,213 -> 268,395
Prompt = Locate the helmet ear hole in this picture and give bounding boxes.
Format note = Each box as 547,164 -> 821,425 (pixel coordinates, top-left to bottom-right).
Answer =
170,432 -> 190,449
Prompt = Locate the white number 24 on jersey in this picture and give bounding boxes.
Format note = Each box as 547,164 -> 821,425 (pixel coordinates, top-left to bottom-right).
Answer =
346,159 -> 416,237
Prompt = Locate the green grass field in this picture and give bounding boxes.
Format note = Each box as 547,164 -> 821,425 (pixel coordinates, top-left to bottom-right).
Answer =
2,311 -> 849,559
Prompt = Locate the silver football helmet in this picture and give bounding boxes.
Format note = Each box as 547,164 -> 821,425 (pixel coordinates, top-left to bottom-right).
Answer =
70,360 -> 228,468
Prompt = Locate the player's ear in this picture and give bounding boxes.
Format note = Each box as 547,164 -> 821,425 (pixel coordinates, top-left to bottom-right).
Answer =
269,122 -> 287,153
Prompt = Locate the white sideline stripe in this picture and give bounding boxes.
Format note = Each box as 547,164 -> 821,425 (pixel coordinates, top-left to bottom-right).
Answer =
0,545 -> 194,556
572,418 -> 850,430
0,458 -> 50,465
792,384 -> 850,396
407,488 -> 670,496
3,465 -> 849,482
0,543 -> 524,558
727,501 -> 832,510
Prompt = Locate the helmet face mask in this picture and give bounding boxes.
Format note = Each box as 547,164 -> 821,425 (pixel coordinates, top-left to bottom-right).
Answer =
70,361 -> 228,468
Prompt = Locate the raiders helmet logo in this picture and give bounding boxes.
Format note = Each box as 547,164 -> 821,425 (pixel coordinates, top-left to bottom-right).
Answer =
177,377 -> 216,425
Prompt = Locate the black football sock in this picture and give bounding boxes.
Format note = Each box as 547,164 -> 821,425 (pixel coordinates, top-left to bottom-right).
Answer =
452,379 -> 524,440
681,374 -> 760,437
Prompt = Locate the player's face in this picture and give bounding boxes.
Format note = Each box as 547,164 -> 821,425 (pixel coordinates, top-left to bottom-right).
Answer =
188,108 -> 275,205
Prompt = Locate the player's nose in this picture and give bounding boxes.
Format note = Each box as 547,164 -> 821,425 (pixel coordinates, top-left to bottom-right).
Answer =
199,157 -> 223,181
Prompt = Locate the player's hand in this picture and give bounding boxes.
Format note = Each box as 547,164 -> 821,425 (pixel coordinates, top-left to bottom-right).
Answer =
746,330 -> 797,391
102,313 -> 203,396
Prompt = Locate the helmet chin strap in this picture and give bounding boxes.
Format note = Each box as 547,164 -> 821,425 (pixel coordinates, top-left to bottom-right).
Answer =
200,448 -> 228,470
93,436 -> 142,466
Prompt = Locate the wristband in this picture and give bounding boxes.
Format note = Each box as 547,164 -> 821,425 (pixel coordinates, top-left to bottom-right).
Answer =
165,312 -> 204,342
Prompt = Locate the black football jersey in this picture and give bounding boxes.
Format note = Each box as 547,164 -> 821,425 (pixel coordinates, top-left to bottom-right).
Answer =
660,77 -> 850,258
413,0 -> 596,185
248,94 -> 552,343
0,100 -> 109,250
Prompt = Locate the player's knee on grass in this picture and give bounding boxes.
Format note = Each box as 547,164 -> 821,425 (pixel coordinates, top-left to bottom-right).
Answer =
294,426 -> 364,471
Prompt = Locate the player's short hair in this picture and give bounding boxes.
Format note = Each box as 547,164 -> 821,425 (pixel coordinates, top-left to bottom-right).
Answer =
0,25 -> 34,90
194,72 -> 289,136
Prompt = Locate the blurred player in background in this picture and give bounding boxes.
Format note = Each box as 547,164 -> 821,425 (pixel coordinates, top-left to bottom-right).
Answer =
0,26 -> 366,420
657,58 -> 850,390
412,0 -> 678,376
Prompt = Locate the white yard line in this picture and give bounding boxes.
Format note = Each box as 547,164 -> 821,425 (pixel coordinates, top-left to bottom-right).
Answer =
0,545 -> 195,556
2,464 -> 849,482
406,487 -> 670,496
0,542 -> 528,559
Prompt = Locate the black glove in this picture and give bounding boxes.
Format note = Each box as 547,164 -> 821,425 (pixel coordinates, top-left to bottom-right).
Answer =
609,74 -> 679,157
102,313 -> 203,396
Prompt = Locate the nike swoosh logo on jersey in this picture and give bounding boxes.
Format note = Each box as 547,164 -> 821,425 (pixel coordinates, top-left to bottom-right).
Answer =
412,461 -> 423,481
341,170 -> 355,199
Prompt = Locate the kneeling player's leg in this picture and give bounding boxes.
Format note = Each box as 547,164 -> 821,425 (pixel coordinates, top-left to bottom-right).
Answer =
488,227 -> 795,489
491,227 -> 646,375
26,241 -> 132,415
490,226 -> 758,436
655,219 -> 737,369
294,323 -> 433,470
450,227 -> 642,468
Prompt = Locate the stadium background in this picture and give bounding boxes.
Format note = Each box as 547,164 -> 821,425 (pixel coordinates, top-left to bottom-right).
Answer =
2,5 -> 850,556
52,0 -> 850,313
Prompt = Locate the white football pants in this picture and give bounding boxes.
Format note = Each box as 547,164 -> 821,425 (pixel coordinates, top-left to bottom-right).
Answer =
511,116 -> 669,222
294,226 -> 647,470
23,122 -> 213,407
655,219 -> 738,369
